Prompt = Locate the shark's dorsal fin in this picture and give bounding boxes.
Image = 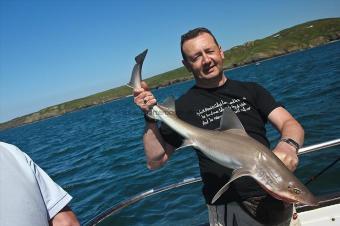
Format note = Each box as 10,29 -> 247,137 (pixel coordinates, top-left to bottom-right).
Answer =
212,168 -> 251,204
218,107 -> 245,132
161,96 -> 176,113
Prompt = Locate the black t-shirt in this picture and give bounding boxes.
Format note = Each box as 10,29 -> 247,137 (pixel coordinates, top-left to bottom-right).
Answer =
160,78 -> 281,204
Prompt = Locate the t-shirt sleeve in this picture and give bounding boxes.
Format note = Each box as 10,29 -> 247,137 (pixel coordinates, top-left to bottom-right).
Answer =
24,153 -> 72,219
159,122 -> 184,148
253,83 -> 282,118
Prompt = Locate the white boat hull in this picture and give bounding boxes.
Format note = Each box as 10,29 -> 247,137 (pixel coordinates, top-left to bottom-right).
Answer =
297,193 -> 340,226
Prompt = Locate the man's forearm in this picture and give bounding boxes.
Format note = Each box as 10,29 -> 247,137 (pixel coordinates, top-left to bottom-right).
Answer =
269,107 -> 304,147
279,118 -> 304,147
273,118 -> 304,172
269,107 -> 304,171
143,122 -> 174,169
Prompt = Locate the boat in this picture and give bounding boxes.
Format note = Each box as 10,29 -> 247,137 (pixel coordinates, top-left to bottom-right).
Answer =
297,192 -> 340,225
86,139 -> 340,226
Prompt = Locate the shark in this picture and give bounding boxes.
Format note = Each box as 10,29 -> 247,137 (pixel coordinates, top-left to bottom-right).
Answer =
128,49 -> 318,206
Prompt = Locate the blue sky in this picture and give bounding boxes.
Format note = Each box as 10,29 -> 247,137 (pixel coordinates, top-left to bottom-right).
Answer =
0,0 -> 339,122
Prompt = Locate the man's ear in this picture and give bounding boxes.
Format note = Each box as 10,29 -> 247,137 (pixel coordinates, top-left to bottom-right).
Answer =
182,59 -> 192,72
219,46 -> 224,60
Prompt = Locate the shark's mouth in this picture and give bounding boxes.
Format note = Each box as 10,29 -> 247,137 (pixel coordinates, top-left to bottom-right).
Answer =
258,183 -> 297,204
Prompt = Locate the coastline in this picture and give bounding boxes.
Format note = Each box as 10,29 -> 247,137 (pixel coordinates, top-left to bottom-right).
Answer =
1,18 -> 339,131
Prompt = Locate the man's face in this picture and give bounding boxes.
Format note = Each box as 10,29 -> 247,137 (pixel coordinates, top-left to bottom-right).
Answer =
182,32 -> 224,84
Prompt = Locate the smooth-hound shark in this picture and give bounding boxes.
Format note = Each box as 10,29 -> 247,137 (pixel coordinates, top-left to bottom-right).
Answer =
128,49 -> 318,206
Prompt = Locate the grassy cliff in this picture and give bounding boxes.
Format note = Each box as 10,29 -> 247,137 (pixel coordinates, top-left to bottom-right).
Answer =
222,18 -> 340,68
1,18 -> 339,131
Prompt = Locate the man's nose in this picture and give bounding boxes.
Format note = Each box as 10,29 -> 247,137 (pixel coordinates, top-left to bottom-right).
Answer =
202,52 -> 211,64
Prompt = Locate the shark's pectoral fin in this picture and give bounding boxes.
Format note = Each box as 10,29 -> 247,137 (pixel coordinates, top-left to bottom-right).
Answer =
175,139 -> 195,151
146,111 -> 157,120
212,168 -> 251,204
161,96 -> 176,113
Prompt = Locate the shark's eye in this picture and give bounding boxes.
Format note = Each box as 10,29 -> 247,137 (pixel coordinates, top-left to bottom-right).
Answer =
288,184 -> 301,195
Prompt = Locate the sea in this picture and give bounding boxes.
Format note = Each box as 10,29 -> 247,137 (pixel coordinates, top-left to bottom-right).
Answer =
1,41 -> 340,226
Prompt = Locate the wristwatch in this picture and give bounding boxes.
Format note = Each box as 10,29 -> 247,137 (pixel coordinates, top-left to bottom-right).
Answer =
280,138 -> 300,153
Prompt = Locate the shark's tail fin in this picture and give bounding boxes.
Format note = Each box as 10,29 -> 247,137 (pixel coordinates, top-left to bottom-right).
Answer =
127,49 -> 148,89
135,49 -> 148,64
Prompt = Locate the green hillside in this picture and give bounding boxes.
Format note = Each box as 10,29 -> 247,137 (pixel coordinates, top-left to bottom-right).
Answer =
223,18 -> 340,68
1,18 -> 339,131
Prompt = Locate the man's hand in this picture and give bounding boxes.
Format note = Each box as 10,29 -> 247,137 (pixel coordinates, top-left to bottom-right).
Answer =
268,107 -> 304,172
133,81 -> 157,113
49,206 -> 80,226
273,141 -> 299,172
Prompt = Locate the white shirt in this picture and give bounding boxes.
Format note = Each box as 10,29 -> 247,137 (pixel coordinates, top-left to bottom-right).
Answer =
0,142 -> 72,226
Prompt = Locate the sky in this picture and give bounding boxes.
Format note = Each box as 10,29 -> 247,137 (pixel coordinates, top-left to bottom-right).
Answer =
0,0 -> 339,123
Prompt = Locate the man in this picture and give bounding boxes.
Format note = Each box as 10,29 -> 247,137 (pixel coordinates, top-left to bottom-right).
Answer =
134,28 -> 304,225
0,142 -> 80,226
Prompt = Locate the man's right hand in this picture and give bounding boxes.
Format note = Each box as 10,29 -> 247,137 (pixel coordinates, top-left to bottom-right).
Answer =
134,81 -> 174,169
133,81 -> 157,113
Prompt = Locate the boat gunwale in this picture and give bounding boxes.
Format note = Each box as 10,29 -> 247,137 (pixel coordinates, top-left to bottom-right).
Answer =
296,191 -> 340,212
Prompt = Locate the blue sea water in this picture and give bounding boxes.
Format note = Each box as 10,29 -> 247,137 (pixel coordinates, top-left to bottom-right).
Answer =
1,41 -> 340,225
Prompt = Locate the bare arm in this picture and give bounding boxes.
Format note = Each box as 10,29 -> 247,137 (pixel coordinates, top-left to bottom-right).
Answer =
134,81 -> 175,170
143,122 -> 175,169
49,206 -> 80,226
268,107 -> 304,171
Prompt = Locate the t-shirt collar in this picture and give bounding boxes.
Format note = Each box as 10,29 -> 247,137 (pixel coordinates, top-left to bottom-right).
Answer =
193,77 -> 230,91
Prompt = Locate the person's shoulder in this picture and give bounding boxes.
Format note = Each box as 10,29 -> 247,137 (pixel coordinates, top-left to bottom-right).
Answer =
229,79 -> 262,91
0,142 -> 21,155
229,79 -> 265,92
0,142 -> 28,163
229,79 -> 259,87
0,141 -> 15,150
175,86 -> 198,105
